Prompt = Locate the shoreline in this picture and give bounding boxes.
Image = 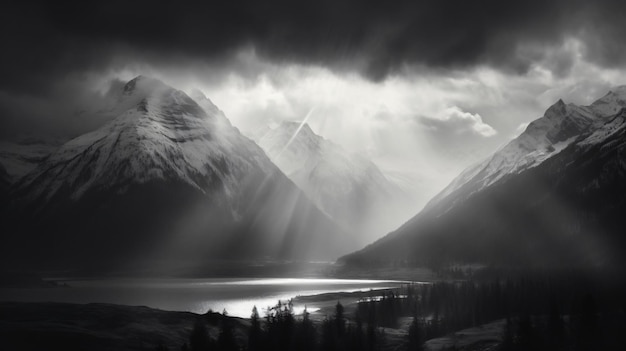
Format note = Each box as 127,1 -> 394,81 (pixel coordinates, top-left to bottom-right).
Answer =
0,301 -> 248,351
0,276 -> 415,319
0,285 -> 413,351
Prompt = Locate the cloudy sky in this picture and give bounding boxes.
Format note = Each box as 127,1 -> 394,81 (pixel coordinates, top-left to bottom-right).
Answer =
3,0 -> 626,209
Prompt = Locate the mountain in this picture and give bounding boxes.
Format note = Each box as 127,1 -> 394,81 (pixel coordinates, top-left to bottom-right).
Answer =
3,76 -> 349,269
342,86 -> 626,268
254,121 -> 414,245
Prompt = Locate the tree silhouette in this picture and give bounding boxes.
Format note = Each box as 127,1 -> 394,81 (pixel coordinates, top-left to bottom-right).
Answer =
218,310 -> 238,351
294,306 -> 316,351
189,318 -> 211,351
407,316 -> 423,351
335,301 -> 346,337
248,306 -> 264,351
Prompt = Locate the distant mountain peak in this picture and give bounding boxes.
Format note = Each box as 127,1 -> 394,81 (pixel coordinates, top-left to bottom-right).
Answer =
342,85 -> 626,268
607,85 -> 626,97
255,119 -> 415,245
256,122 -> 321,153
590,86 -> 626,117
280,120 -> 305,127
545,98 -> 566,116
451,85 -> 626,197
278,120 -> 314,134
425,89 -> 610,211
7,78 -> 350,266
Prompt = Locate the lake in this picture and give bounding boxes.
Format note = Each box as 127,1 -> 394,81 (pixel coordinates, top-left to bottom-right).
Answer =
0,278 -> 406,318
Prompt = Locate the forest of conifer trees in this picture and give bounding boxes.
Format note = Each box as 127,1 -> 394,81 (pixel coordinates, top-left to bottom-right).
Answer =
171,269 -> 626,351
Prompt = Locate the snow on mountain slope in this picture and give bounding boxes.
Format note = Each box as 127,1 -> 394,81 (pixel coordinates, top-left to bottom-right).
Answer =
257,122 -> 324,176
15,77 -> 272,211
255,121 -> 414,245
341,86 -> 626,268
579,109 -> 626,148
426,86 -> 626,212
588,86 -> 626,117
188,89 -> 235,131
7,76 -> 349,267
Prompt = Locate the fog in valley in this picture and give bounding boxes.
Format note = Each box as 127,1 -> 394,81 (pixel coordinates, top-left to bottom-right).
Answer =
2,1 -> 626,350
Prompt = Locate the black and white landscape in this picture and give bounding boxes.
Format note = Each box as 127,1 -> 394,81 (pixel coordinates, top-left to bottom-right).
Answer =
254,121 -> 415,246
2,1 -> 626,351
2,76 -> 350,270
343,87 -> 626,268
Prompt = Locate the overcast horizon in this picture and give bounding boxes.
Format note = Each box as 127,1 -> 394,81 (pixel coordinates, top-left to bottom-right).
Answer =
3,0 -> 626,209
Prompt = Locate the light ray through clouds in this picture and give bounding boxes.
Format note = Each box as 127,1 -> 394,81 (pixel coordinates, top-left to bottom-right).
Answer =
24,37 -> 626,215
276,107 -> 317,159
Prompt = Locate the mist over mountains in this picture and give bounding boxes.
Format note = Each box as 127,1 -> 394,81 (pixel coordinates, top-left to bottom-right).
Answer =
3,2 -> 626,351
1,76 -> 352,270
2,76 -> 626,273
254,121 -> 415,246
342,86 -> 626,268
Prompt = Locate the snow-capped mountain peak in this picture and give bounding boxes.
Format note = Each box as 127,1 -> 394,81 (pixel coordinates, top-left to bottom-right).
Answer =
589,85 -> 626,117
254,121 -> 415,245
7,76 -> 351,265
544,98 -> 566,118
342,85 -> 626,268
276,121 -> 316,137
263,121 -> 320,147
579,107 -> 626,147
256,121 -> 323,175
15,76 -> 269,207
425,87 -> 626,211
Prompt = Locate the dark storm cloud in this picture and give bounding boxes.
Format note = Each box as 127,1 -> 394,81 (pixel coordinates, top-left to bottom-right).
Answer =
2,0 -> 626,136
3,0 -> 626,89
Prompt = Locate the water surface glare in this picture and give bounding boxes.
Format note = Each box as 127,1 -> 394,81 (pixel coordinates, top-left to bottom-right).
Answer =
0,278 -> 406,318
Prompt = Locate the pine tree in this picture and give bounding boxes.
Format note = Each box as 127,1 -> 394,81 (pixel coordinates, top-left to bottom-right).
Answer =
218,312 -> 238,351
335,301 -> 346,337
500,316 -> 514,351
190,318 -> 210,351
294,306 -> 316,351
407,316 -> 423,351
248,306 -> 264,351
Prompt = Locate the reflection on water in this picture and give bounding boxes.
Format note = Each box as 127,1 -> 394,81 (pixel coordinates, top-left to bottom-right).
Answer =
0,278 -> 405,318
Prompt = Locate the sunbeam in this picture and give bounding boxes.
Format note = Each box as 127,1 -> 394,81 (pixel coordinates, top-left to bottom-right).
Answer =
2,2 -> 626,350
275,107 -> 317,159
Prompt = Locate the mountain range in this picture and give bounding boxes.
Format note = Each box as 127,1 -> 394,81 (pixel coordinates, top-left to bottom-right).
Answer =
4,77 -> 626,271
254,121 -> 415,246
342,86 -> 626,268
2,76 -> 350,269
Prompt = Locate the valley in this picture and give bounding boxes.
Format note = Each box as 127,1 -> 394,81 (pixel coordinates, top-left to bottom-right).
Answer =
2,77 -> 626,351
